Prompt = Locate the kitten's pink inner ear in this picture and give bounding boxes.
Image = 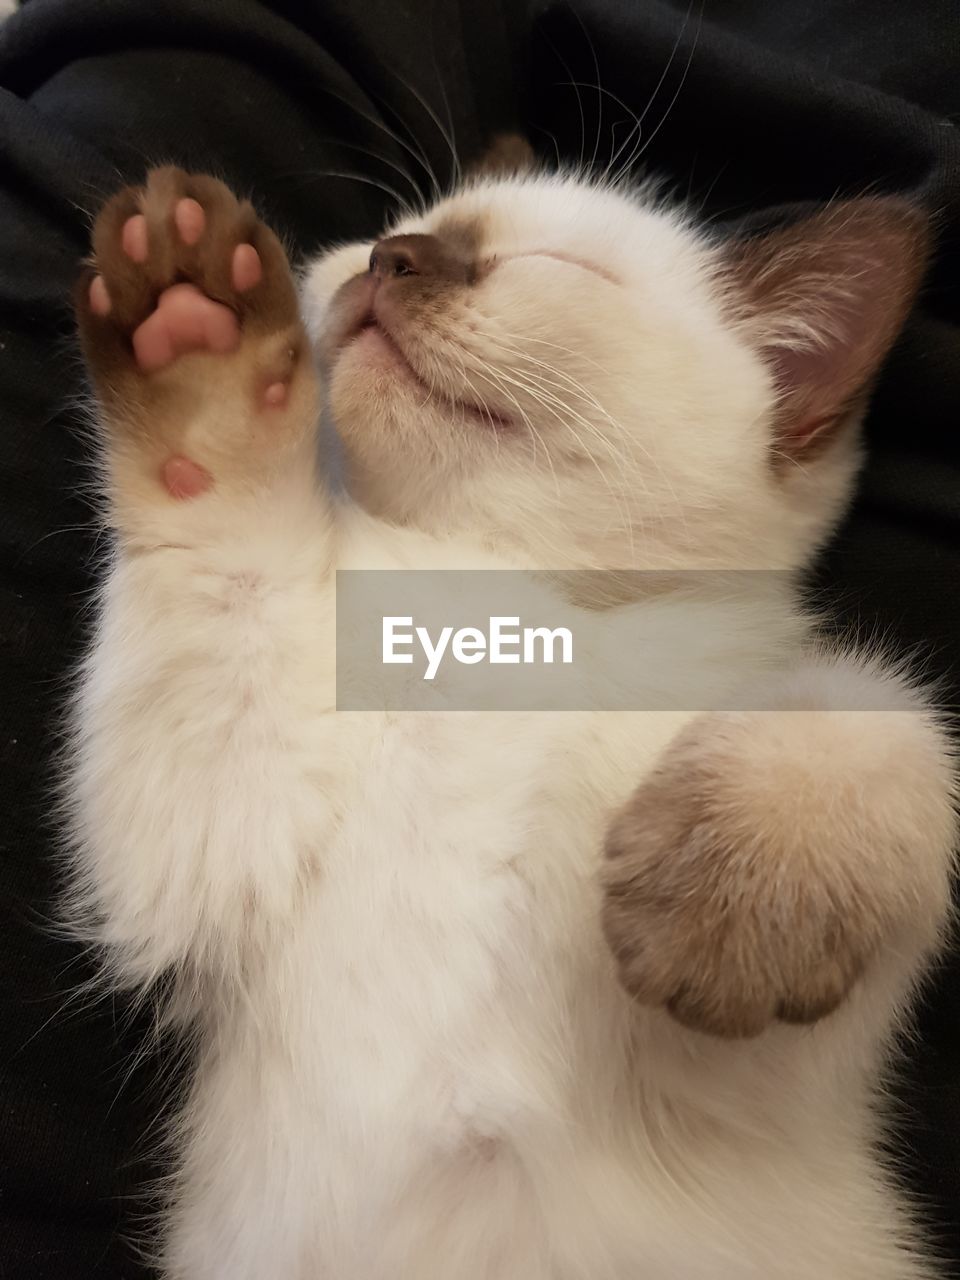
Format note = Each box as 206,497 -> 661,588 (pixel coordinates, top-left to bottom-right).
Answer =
726,198 -> 931,460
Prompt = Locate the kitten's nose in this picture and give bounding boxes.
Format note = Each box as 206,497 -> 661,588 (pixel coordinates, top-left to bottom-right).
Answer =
369,234 -> 472,284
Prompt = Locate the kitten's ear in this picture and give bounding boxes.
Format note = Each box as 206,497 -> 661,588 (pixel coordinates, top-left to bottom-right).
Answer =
725,197 -> 931,459
468,132 -> 536,180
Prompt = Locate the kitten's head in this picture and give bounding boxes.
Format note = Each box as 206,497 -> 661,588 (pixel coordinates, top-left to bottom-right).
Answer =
303,143 -> 929,571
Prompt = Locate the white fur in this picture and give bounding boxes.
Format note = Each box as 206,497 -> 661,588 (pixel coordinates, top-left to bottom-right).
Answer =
67,171 -> 956,1278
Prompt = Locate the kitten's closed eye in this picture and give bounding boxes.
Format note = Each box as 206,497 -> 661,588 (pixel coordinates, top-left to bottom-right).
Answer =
509,250 -> 619,284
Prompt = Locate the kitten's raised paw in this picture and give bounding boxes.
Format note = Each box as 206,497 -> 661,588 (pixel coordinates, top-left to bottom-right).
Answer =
76,167 -> 315,504
601,713 -> 908,1039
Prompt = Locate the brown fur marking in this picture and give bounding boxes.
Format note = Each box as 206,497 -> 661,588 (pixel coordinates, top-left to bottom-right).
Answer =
468,132 -> 536,179
601,713 -> 902,1038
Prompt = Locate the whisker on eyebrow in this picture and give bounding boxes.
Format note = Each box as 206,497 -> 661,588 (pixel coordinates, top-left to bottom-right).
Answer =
385,67 -> 462,192
278,169 -> 420,222
328,139 -> 425,207
310,82 -> 443,204
627,0 -> 705,179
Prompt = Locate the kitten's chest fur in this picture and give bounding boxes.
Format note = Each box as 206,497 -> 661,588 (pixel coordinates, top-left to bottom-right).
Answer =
240,708 -> 638,1104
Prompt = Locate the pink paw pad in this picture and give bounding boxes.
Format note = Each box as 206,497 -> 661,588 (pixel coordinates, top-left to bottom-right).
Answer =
232,243 -> 262,292
89,275 -> 111,316
133,283 -> 240,372
174,198 -> 205,245
121,214 -> 149,263
94,199 -> 265,372
162,455 -> 212,500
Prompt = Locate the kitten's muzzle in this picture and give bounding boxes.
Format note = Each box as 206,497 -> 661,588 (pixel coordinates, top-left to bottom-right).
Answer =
369,233 -> 474,286
320,270 -> 514,430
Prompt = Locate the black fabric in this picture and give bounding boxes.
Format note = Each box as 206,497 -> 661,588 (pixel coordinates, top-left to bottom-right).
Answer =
0,0 -> 958,1275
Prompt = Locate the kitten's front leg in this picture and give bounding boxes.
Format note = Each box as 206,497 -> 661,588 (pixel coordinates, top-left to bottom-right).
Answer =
69,169 -> 332,992
602,654 -> 957,1038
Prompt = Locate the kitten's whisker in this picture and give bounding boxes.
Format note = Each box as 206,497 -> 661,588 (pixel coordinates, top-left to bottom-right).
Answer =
608,118 -> 642,186
312,85 -> 443,200
612,0 -> 696,185
467,360 -> 563,500
694,160 -> 731,220
533,123 -> 564,171
473,333 -> 640,480
468,359 -> 631,530
370,95 -> 443,203
545,28 -> 588,175
444,346 -> 485,439
462,357 -> 537,441
629,0 -> 704,175
11,975 -> 105,1060
568,5 -> 605,176
387,68 -> 461,190
329,139 -> 425,205
485,336 -> 620,425
461,336 -> 629,469
426,12 -> 462,189
479,324 -> 611,374
611,113 -> 647,188
276,169 -> 417,220
479,330 -> 689,529
469,359 -> 550,448
561,82 -> 643,185
440,344 -> 504,435
455,337 -> 658,561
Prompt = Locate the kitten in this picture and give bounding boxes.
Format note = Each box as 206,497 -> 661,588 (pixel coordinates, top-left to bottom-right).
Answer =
65,155 -> 956,1279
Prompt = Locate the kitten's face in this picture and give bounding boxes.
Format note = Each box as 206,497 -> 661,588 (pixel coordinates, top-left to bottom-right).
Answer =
303,172 -> 918,571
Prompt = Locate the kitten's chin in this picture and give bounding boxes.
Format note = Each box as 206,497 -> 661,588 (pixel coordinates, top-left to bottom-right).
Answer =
329,337 -> 441,434
347,324 -> 419,383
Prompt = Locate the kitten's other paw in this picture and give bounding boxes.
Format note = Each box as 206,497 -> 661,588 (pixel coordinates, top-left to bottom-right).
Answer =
602,700 -> 955,1038
75,167 -> 316,506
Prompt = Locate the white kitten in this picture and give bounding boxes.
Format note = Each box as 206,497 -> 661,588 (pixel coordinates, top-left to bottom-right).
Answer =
65,158 -> 956,1279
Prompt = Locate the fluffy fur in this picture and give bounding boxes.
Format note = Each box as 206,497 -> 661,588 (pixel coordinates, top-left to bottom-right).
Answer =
65,161 -> 957,1278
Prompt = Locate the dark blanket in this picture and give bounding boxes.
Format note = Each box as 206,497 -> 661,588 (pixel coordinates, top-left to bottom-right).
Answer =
1,1 -> 958,1275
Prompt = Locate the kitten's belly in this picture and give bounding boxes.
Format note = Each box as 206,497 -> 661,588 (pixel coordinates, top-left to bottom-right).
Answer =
184,710 -> 690,1276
